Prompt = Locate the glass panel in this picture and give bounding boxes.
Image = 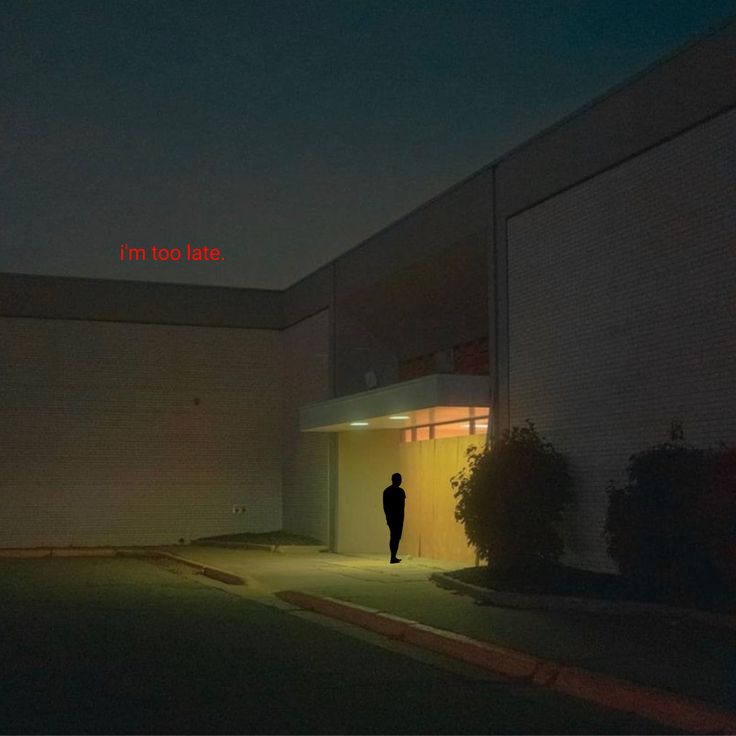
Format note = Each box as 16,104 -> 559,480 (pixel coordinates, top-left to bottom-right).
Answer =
433,422 -> 469,439
415,426 -> 430,441
470,416 -> 489,435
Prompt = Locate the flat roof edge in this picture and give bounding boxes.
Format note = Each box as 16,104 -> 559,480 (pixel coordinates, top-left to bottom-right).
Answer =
300,374 -> 490,431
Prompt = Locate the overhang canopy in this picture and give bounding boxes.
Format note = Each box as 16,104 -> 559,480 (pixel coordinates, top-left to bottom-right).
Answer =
300,373 -> 490,432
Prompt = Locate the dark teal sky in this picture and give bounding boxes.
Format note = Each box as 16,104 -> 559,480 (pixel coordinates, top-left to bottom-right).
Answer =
2,1 -> 734,289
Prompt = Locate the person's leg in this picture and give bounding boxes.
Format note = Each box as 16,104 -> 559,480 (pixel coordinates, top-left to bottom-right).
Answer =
389,525 -> 402,562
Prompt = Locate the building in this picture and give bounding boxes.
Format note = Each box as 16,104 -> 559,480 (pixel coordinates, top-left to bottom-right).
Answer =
1,21 -> 734,571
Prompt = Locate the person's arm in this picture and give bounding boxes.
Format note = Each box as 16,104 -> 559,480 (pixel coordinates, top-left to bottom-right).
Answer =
383,488 -> 389,523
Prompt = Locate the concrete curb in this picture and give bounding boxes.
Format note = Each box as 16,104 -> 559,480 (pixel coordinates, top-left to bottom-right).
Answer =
0,546 -> 246,585
152,551 -> 245,585
275,589 -> 736,735
0,547 -> 118,558
430,572 -> 736,630
0,548 -> 52,558
277,590 -> 416,638
192,541 -> 278,552
51,547 -> 118,557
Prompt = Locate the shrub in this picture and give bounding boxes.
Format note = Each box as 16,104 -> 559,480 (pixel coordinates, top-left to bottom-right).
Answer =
451,420 -> 572,574
604,422 -> 735,601
700,445 -> 736,576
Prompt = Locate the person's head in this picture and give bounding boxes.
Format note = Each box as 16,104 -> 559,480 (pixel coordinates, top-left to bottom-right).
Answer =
391,472 -> 401,486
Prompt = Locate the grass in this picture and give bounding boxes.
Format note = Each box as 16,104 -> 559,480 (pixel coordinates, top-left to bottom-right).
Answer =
194,529 -> 324,545
446,561 -> 736,613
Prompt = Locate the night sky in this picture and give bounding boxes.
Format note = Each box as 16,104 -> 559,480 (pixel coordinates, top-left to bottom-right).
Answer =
2,1 -> 734,289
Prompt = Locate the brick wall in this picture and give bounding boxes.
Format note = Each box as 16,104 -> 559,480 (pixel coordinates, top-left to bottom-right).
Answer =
281,311 -> 331,543
398,353 -> 436,381
452,338 -> 489,375
0,317 -> 284,546
507,107 -> 736,572
399,338 -> 488,381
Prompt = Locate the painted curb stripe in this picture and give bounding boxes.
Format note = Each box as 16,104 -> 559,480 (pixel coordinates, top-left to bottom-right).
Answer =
404,623 -> 539,680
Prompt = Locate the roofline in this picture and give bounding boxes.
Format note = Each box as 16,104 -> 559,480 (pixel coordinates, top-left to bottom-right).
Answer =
284,14 -> 736,293
6,16 -> 734,300
1,270 -> 281,296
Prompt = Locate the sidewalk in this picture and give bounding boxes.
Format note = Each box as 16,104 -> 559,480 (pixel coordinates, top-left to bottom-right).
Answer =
160,546 -> 736,731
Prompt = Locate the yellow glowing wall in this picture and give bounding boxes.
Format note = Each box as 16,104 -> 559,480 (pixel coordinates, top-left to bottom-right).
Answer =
399,435 -> 480,564
336,430 -> 400,554
336,429 -> 482,563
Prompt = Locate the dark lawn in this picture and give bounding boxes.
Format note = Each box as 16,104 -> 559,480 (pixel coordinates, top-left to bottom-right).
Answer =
194,530 -> 324,545
447,562 -> 736,613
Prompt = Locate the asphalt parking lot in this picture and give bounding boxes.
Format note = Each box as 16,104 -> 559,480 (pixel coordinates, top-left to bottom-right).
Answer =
0,554 -> 671,734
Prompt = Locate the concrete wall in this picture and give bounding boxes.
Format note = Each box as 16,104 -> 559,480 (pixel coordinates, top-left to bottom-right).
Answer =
336,430 -> 400,555
333,172 -> 493,300
0,272 -> 283,329
281,310 -> 331,543
506,106 -> 736,571
0,274 -> 333,549
0,317 -> 284,546
3,22 -> 734,560
336,429 -> 480,563
282,265 -> 333,329
330,172 -> 493,397
494,21 -> 736,433
280,171 -> 493,400
331,235 -> 490,396
333,310 -> 399,396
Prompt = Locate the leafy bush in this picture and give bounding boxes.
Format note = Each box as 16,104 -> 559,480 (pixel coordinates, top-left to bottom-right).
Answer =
700,445 -> 736,574
451,420 -> 572,574
605,422 -> 736,601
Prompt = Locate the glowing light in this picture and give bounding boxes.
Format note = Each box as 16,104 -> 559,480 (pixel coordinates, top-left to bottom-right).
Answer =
415,426 -> 430,441
349,421 -> 369,427
389,415 -> 410,420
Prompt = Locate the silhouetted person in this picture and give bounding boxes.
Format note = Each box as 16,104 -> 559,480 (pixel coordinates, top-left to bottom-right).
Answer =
383,472 -> 406,564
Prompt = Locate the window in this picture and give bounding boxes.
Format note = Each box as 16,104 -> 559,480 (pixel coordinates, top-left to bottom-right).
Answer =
400,416 -> 489,443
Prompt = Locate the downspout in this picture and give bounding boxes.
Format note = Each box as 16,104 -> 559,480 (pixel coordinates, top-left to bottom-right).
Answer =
487,163 -> 498,453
